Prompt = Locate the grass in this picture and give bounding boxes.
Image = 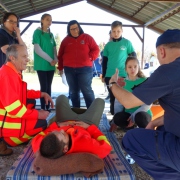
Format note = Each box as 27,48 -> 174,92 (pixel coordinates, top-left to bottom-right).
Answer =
23,72 -> 106,95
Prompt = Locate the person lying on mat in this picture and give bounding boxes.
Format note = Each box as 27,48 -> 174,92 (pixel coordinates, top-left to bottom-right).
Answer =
31,95 -> 112,159
109,29 -> 180,180
0,44 -> 54,156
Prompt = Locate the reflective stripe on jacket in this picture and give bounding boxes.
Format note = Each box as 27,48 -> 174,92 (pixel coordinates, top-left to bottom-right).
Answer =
32,122 -> 112,159
0,64 -> 40,139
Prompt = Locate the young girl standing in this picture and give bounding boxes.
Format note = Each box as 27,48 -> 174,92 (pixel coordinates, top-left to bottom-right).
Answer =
110,56 -> 152,131
33,13 -> 57,111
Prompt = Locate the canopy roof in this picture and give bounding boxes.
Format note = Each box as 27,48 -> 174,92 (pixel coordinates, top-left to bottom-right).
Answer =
0,0 -> 179,34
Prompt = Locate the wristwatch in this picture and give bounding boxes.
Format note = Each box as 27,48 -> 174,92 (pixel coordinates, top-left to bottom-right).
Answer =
109,82 -> 117,89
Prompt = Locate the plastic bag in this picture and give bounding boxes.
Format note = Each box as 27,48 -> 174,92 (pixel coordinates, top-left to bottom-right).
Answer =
62,73 -> 68,87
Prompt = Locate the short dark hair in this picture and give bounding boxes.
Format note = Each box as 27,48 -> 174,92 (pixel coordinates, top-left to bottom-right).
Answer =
1,12 -> 19,26
111,21 -> 122,29
67,20 -> 84,36
113,112 -> 128,129
163,42 -> 180,49
40,133 -> 66,159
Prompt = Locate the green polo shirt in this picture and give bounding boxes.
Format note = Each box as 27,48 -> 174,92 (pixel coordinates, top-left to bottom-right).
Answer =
124,78 -> 152,116
103,38 -> 135,77
33,28 -> 56,71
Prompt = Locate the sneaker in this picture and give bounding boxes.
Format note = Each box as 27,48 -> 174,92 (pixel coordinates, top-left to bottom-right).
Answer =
125,154 -> 135,164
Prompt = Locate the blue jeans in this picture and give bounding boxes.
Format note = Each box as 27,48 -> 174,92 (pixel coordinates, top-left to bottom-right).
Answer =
64,66 -> 95,108
114,98 -> 124,114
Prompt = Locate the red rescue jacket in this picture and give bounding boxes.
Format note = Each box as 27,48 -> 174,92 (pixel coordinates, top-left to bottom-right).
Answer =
0,63 -> 40,139
57,33 -> 100,70
32,122 -> 112,159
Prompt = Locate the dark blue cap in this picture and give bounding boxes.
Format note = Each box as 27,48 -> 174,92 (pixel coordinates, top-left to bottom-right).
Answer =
156,29 -> 180,47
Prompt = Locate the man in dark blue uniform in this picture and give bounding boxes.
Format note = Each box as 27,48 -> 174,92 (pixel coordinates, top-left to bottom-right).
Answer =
109,29 -> 180,180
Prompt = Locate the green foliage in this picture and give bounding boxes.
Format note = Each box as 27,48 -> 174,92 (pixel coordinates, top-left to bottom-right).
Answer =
99,42 -> 105,51
55,33 -> 61,51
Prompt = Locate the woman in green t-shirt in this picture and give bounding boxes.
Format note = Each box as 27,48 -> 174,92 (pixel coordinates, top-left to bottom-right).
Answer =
110,56 -> 152,131
32,13 -> 57,111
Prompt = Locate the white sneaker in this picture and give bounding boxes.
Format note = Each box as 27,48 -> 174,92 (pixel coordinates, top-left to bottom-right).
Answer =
125,154 -> 135,164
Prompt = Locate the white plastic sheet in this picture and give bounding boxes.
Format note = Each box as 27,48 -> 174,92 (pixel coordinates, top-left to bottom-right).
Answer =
61,73 -> 68,86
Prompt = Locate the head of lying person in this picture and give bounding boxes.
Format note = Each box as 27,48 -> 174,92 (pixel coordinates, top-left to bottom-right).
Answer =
40,129 -> 71,159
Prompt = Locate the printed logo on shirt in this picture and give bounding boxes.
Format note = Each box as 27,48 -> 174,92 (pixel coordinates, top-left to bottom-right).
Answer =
120,46 -> 126,50
80,40 -> 85,44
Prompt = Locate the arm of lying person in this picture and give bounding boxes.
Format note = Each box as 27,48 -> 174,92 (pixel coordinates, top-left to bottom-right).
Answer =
57,121 -> 90,128
74,121 -> 90,129
85,125 -> 112,158
86,125 -> 111,146
57,121 -> 77,127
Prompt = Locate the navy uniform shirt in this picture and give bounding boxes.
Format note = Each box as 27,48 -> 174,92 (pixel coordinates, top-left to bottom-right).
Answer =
0,28 -> 18,67
133,57 -> 180,137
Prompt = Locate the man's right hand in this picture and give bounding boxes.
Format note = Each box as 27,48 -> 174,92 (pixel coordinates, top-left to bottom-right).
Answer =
109,69 -> 119,84
38,110 -> 49,119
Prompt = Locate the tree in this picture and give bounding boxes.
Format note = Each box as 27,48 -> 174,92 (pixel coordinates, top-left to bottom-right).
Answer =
54,33 -> 61,51
22,31 -> 34,62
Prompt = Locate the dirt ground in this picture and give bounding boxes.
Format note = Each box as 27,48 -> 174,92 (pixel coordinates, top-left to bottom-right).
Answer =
0,73 -> 153,180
